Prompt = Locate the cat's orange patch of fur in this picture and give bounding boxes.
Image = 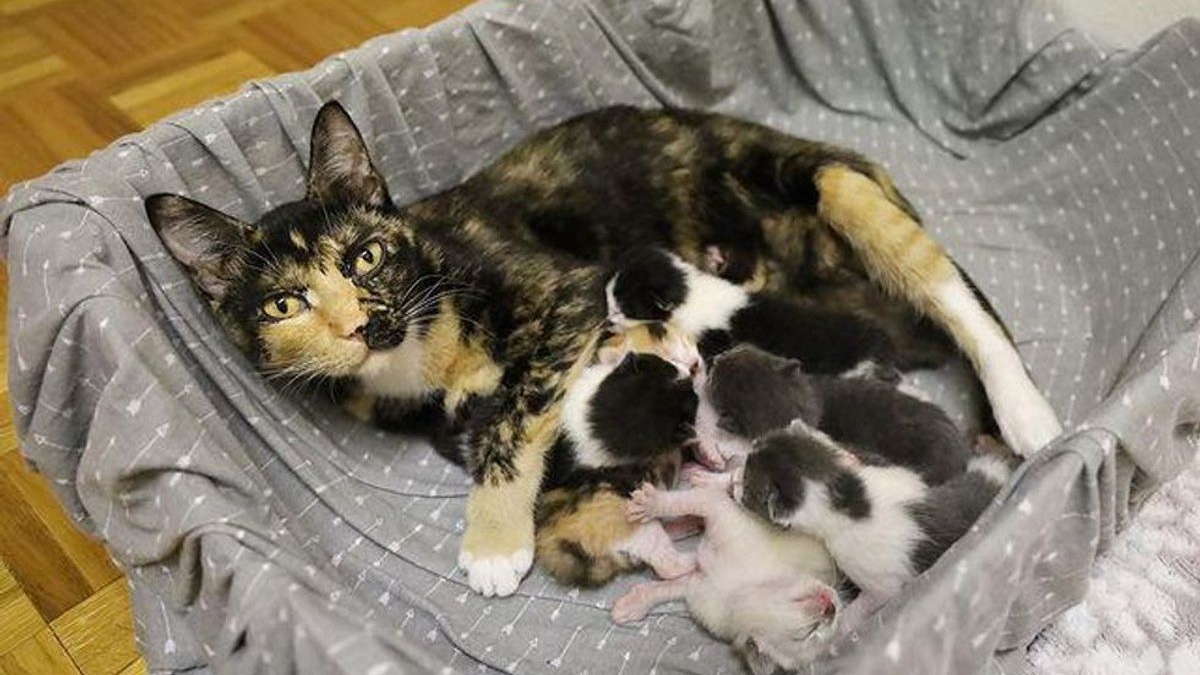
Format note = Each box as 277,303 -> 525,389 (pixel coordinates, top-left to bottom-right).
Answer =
597,321 -> 697,365
420,300 -> 504,411
536,489 -> 639,586
815,165 -> 998,367
815,165 -> 954,296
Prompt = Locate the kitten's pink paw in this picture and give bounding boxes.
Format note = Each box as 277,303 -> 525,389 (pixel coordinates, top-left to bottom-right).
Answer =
653,552 -> 697,580
679,462 -> 707,483
694,438 -> 726,470
611,591 -> 651,624
691,470 -> 733,491
682,464 -> 730,491
626,483 -> 661,523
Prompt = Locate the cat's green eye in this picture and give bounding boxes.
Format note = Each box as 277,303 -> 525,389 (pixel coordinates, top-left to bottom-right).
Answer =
262,294 -> 308,320
352,241 -> 385,277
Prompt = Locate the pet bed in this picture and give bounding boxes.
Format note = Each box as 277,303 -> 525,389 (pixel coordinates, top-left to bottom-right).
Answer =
3,1 -> 1199,673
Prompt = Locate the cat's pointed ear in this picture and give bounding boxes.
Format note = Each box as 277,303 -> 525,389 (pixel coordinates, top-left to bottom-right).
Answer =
146,194 -> 251,302
307,102 -> 391,209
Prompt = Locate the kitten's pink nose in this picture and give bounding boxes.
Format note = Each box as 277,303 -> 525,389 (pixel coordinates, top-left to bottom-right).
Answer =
815,590 -> 836,617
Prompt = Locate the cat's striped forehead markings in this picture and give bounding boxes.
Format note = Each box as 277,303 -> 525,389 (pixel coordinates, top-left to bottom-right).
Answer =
305,267 -> 361,315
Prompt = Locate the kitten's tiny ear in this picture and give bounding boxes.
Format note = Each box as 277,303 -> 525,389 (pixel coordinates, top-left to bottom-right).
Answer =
833,446 -> 862,470
778,360 -> 806,378
146,194 -> 251,301
739,637 -> 780,675
786,417 -> 812,434
307,101 -> 391,209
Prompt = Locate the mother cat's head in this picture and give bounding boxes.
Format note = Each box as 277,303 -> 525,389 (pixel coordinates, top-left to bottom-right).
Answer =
147,103 -> 438,381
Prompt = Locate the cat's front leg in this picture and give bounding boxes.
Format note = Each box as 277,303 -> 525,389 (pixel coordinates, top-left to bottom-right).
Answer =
458,401 -> 559,597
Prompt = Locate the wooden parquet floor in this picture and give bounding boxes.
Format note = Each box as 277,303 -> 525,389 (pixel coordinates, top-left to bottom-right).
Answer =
0,1 -> 472,673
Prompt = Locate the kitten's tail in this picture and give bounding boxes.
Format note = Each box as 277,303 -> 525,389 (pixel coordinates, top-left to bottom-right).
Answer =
966,434 -> 1022,486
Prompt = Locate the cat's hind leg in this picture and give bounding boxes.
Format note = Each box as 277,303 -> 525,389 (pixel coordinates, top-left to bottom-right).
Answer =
814,166 -> 1061,456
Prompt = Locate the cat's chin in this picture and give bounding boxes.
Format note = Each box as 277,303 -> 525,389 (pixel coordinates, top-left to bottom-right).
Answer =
313,340 -> 371,378
345,348 -> 373,372
354,337 -> 429,400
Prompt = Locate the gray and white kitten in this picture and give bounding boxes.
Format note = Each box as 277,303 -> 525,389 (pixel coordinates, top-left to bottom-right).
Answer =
736,423 -> 1017,623
695,344 -> 970,485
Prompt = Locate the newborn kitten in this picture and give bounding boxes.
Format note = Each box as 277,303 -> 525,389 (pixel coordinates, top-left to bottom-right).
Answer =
556,321 -> 700,470
605,247 -> 899,379
535,456 -> 698,587
737,424 -> 1017,624
696,345 -> 969,484
615,483 -> 841,675
535,322 -> 702,587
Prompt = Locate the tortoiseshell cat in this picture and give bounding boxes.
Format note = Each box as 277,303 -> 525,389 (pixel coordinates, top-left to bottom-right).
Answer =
146,102 -> 1060,598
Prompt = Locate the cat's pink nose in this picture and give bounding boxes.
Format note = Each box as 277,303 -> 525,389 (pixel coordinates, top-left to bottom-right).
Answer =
337,316 -> 368,341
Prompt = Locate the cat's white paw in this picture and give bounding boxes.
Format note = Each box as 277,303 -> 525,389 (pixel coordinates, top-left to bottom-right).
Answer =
994,387 -> 1063,457
459,547 -> 533,598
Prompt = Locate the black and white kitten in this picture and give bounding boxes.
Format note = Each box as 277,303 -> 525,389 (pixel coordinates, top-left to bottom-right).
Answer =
605,247 -> 900,379
534,322 -> 702,588
554,322 -> 700,472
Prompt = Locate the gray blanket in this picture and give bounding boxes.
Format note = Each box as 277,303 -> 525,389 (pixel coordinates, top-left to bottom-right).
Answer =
3,1 -> 1199,674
